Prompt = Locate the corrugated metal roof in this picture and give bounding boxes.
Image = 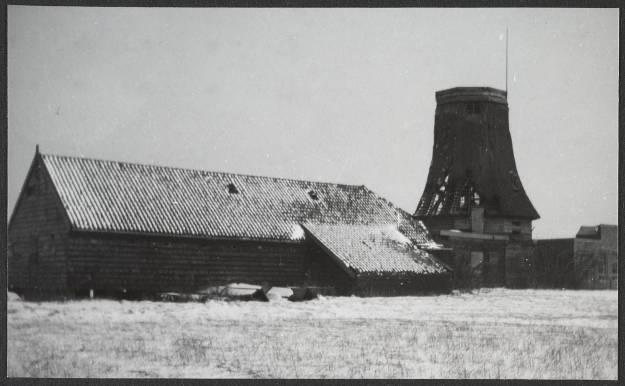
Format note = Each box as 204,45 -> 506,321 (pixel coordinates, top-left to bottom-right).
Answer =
302,223 -> 449,275
41,154 -> 432,243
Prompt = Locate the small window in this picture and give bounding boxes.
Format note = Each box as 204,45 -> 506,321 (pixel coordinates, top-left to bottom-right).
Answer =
307,189 -> 319,201
227,183 -> 239,194
612,263 -> 618,274
512,221 -> 521,226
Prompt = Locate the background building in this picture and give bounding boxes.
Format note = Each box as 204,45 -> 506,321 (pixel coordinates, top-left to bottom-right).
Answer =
532,238 -> 575,289
574,224 -> 618,289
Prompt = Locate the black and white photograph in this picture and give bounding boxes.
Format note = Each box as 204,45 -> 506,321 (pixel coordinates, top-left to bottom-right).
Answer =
5,5 -> 619,379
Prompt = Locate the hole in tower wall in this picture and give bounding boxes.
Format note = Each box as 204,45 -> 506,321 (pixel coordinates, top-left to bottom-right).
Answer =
473,192 -> 481,206
435,199 -> 444,215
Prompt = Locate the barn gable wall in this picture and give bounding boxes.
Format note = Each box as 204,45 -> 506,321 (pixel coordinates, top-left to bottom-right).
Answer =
8,154 -> 71,294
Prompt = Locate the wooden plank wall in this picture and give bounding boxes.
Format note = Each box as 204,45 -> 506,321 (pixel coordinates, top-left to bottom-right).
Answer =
66,231 -> 453,296
8,157 -> 70,294
67,233 -> 311,294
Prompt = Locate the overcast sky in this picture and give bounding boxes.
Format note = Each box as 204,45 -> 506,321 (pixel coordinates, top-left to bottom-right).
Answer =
8,7 -> 618,238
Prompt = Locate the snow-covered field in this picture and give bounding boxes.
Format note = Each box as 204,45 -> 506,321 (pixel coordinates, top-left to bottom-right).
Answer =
7,288 -> 618,379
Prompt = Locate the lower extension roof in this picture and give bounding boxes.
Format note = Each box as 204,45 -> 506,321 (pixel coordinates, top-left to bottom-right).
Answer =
303,223 -> 449,276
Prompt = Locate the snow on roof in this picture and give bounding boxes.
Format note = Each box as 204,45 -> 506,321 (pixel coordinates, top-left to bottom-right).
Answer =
302,223 -> 449,276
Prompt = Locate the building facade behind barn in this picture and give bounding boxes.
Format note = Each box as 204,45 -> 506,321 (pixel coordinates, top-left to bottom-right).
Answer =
414,87 -> 539,288
574,224 -> 618,289
8,149 -> 451,298
532,238 -> 575,289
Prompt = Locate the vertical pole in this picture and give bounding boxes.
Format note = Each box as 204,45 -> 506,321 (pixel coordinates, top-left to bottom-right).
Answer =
505,28 -> 509,93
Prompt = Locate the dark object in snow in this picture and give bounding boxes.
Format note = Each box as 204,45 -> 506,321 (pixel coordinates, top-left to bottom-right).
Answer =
288,287 -> 317,302
159,292 -> 209,302
239,288 -> 269,302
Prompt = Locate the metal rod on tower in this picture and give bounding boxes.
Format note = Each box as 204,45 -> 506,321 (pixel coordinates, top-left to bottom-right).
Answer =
505,27 -> 509,93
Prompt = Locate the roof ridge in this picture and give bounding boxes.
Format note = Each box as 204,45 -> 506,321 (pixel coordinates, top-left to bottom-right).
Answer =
41,152 -> 365,189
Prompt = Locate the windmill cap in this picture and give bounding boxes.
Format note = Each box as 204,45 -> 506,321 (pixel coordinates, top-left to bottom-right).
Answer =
435,87 -> 507,105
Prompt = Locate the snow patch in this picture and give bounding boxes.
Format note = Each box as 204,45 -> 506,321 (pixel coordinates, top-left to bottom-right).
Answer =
7,291 -> 21,302
290,224 -> 305,240
381,225 -> 411,245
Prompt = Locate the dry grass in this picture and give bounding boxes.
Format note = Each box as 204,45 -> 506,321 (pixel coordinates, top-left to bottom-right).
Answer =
7,289 -> 618,379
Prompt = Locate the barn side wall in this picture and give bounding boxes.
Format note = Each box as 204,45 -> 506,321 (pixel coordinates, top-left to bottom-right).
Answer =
63,231 -> 450,297
8,155 -> 71,295
66,232 -> 313,295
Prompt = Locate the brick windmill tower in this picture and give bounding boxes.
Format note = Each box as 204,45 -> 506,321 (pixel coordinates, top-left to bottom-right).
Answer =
414,87 -> 539,288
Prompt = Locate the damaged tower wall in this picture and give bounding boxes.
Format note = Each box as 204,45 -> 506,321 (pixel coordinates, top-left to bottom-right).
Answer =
414,87 -> 539,288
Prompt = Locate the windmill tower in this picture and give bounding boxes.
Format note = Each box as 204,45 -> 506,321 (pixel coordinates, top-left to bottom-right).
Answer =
414,87 -> 539,288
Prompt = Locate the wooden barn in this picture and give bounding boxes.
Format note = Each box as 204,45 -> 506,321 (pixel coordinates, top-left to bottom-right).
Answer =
8,148 -> 452,298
